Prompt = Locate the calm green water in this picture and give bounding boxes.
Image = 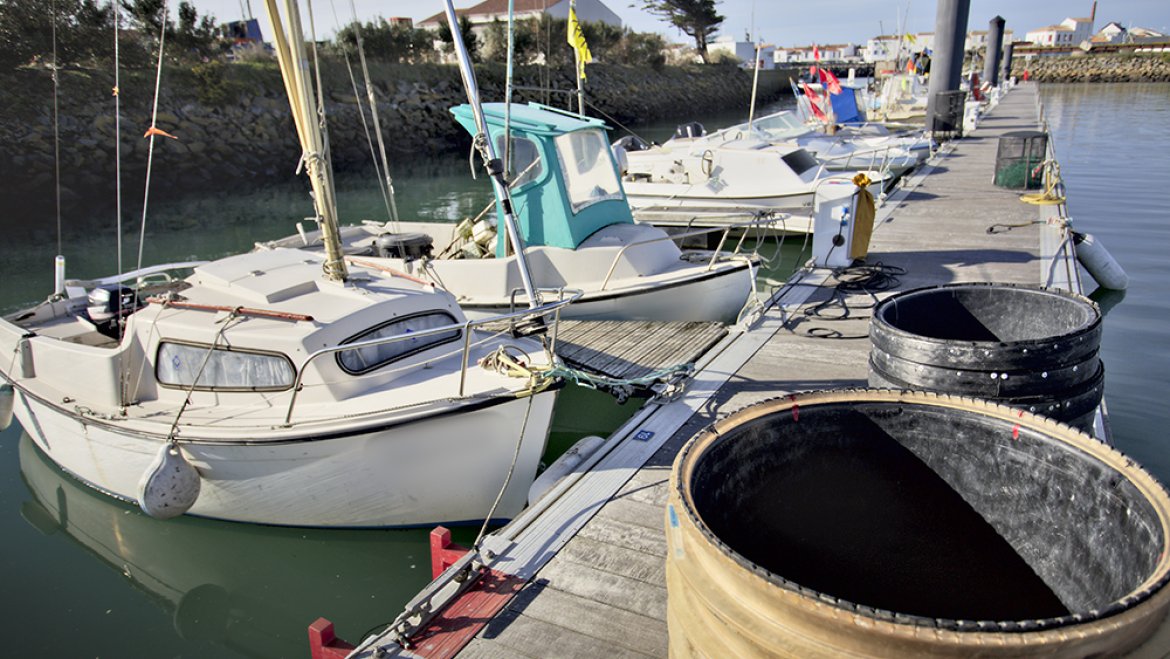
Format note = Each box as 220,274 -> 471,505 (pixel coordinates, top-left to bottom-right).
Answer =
1039,83 -> 1170,479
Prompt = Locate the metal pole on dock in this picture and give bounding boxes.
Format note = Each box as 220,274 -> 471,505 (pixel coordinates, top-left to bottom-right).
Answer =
1002,41 -> 1015,83
984,16 -> 1005,87
925,0 -> 971,131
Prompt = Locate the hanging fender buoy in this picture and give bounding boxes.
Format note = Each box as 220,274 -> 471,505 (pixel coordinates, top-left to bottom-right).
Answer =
528,435 -> 606,506
138,443 -> 201,520
1073,231 -> 1128,291
0,384 -> 14,431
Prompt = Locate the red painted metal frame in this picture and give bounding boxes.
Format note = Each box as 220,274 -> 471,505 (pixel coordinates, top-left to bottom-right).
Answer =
407,568 -> 527,659
308,618 -> 356,659
430,526 -> 470,579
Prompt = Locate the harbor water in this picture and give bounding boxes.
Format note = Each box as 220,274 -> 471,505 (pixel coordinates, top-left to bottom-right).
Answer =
1,84 -> 1168,656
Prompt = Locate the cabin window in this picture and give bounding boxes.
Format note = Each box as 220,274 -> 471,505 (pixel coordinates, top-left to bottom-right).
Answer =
495,135 -> 544,189
336,311 -> 461,375
781,149 -> 820,176
555,129 -> 623,213
157,342 -> 295,391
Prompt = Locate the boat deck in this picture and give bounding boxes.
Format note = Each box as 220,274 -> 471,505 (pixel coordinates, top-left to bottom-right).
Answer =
352,83 -> 1168,658
553,320 -> 726,382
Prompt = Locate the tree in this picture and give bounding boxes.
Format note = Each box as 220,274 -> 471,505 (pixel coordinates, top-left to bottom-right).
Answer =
437,14 -> 478,62
0,0 -> 115,68
639,0 -> 723,63
336,19 -> 432,63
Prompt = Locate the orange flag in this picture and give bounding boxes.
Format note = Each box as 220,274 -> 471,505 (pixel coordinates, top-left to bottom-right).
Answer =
143,126 -> 178,140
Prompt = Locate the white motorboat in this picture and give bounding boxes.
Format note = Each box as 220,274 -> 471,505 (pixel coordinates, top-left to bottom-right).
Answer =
617,128 -> 890,215
715,110 -> 930,175
259,102 -> 760,323
0,0 -> 571,528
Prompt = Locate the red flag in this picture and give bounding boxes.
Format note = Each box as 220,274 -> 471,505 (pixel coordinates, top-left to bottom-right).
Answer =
801,82 -> 827,121
818,67 -> 843,95
801,81 -> 821,103
812,44 -> 820,61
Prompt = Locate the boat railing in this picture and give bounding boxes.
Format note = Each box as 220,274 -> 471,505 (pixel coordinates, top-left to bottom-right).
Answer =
281,288 -> 582,425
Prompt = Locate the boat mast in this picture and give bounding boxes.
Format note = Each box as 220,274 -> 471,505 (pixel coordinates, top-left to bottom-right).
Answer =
443,0 -> 540,307
263,0 -> 348,282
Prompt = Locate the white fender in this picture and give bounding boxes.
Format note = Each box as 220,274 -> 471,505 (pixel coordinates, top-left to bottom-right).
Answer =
138,443 -> 201,519
528,435 -> 606,506
0,384 -> 13,431
1074,232 -> 1128,291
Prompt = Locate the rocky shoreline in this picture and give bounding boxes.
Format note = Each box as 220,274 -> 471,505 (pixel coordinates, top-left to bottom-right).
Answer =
1010,53 -> 1170,83
0,61 -> 790,218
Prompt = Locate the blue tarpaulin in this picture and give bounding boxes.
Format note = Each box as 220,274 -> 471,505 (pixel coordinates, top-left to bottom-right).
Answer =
829,88 -> 863,125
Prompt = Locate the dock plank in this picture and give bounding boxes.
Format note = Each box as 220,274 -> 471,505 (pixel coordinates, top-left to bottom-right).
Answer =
463,608 -> 653,659
554,320 -> 727,382
501,579 -> 669,657
535,555 -> 669,622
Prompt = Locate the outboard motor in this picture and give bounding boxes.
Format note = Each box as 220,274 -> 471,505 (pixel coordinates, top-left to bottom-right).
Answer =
675,122 -> 706,139
610,143 -> 630,176
613,135 -> 651,152
86,285 -> 139,338
375,232 -> 434,261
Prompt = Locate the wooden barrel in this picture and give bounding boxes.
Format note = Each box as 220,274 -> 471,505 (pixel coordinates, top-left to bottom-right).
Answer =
666,390 -> 1170,657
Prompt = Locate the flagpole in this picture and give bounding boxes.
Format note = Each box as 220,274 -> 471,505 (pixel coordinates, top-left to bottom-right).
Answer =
571,0 -> 584,116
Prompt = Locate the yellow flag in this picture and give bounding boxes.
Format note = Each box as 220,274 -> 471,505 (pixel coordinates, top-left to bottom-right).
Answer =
567,7 -> 592,80
905,32 -> 917,44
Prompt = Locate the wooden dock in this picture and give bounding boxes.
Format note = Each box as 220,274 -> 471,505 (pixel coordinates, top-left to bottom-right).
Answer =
553,320 -> 726,382
344,83 -> 1167,658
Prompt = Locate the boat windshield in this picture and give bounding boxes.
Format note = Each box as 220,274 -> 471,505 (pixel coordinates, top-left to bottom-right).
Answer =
750,112 -> 810,140
157,342 -> 295,391
496,135 -> 544,188
336,311 -> 461,375
555,129 -> 623,214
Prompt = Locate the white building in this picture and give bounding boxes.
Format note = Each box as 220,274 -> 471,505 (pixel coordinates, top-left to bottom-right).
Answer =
707,36 -> 775,69
1093,22 -> 1169,45
418,0 -> 621,33
965,29 -> 1014,52
1025,17 -> 1094,47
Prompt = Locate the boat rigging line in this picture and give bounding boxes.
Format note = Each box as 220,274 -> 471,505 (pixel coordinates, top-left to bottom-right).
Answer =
50,0 -> 62,262
137,0 -> 171,279
328,0 -> 400,227
503,0 -> 515,178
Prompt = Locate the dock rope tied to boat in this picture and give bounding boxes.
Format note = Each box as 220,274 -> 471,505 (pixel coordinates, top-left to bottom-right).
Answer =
479,344 -> 696,404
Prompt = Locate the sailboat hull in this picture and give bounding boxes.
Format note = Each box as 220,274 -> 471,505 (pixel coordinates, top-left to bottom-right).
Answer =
11,386 -> 557,528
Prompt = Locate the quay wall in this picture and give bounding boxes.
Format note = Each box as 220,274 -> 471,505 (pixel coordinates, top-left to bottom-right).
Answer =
1010,53 -> 1170,82
0,62 -> 793,216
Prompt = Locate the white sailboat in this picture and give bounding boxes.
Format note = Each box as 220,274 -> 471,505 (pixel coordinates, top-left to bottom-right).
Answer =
0,0 -> 571,528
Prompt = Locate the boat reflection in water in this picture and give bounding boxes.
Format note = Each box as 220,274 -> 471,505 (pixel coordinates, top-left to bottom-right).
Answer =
17,432 -> 434,657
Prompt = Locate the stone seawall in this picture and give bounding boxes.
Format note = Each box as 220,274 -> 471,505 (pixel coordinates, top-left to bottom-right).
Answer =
0,61 -> 791,216
1010,53 -> 1170,82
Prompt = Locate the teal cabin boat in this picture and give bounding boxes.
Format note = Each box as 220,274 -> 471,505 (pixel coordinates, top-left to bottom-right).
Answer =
451,102 -> 634,257
262,102 -> 759,322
